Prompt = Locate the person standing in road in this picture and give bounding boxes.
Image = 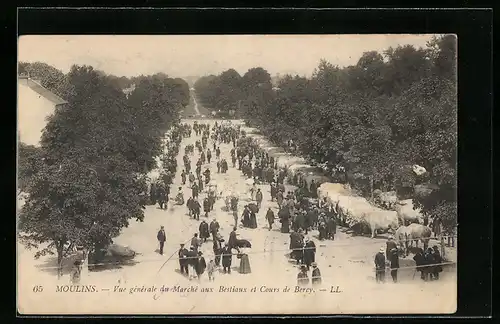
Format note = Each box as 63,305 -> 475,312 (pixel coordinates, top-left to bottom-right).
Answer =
266,207 -> 275,231
386,235 -> 398,260
374,247 -> 386,283
178,243 -> 189,276
199,219 -> 210,243
157,226 -> 167,255
216,146 -> 221,159
389,247 -> 400,283
221,243 -> 233,274
206,149 -> 212,164
195,251 -> 207,281
181,170 -> 187,185
191,233 -> 201,253
209,218 -> 220,241
311,262 -> 322,286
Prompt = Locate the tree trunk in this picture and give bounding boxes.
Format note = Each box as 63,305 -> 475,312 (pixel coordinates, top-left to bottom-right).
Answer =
56,242 -> 64,280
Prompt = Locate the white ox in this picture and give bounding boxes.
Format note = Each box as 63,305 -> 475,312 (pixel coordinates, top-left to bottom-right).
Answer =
394,223 -> 432,256
394,199 -> 424,225
318,182 -> 398,238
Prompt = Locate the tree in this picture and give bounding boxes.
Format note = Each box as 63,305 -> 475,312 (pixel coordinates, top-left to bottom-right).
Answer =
19,154 -> 146,277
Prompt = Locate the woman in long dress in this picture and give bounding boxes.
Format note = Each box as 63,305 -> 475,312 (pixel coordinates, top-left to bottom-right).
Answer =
239,248 -> 252,274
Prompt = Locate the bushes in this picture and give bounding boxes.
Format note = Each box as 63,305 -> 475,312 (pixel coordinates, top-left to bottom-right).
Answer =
18,63 -> 190,274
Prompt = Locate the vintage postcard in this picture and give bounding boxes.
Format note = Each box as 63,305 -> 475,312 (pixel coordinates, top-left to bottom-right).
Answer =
17,34 -> 457,315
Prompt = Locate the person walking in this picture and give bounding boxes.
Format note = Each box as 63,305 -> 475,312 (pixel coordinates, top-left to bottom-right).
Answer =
221,243 -> 233,274
178,243 -> 189,276
157,226 -> 166,255
191,233 -> 201,253
374,247 -> 386,283
255,188 -> 263,209
199,220 -> 210,243
195,251 -> 207,281
266,207 -> 275,231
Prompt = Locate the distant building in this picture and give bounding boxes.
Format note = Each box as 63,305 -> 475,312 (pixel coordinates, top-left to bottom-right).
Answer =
18,74 -> 68,147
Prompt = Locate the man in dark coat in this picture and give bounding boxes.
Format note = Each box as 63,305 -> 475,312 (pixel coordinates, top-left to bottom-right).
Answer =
311,262 -> 322,286
389,247 -> 399,283
302,237 -> 316,270
157,184 -> 167,209
270,182 -> 277,201
195,251 -> 207,280
213,238 -> 223,266
386,236 -> 398,260
216,146 -> 221,159
191,233 -> 201,253
242,206 -> 250,228
423,247 -> 435,281
289,230 -> 304,264
192,199 -> 201,220
249,210 -> 257,229
206,149 -> 212,163
150,182 -> 157,205
191,183 -> 199,199
266,208 -> 275,231
228,227 -> 238,250
374,247 -> 386,283
431,245 -> 443,280
413,248 -> 427,281
255,189 -> 263,209
181,170 -> 187,185
318,216 -> 327,240
221,244 -> 233,274
203,197 -> 211,218
157,226 -> 166,255
186,197 -> 194,217
199,220 -> 210,243
294,212 -> 306,235
209,218 -> 220,241
178,243 -> 189,275
327,216 -> 336,240
216,160 -> 221,173
279,208 -> 290,233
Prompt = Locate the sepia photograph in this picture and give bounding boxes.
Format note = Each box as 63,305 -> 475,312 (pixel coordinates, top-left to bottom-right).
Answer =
17,34 -> 457,315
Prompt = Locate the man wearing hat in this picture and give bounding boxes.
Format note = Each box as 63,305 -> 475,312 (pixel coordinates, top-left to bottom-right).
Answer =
195,251 -> 207,280
374,247 -> 386,283
311,262 -> 322,285
178,243 -> 189,276
221,243 -> 233,274
386,235 -> 398,260
297,265 -> 310,287
157,226 -> 167,255
303,236 -> 317,271
388,247 -> 400,283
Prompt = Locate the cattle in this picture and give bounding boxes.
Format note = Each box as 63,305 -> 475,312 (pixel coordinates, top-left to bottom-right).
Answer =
394,199 -> 423,225
373,190 -> 398,209
405,223 -> 432,251
394,223 -> 431,257
365,210 -> 399,239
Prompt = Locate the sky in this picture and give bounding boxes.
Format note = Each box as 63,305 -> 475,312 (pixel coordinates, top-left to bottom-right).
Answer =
18,35 -> 436,78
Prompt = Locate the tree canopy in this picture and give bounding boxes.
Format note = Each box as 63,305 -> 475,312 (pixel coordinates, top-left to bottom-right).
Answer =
18,62 -> 190,272
194,35 -> 457,230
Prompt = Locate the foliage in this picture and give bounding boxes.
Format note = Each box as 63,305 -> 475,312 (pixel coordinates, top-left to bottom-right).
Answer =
19,63 -> 190,269
194,35 -> 457,228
